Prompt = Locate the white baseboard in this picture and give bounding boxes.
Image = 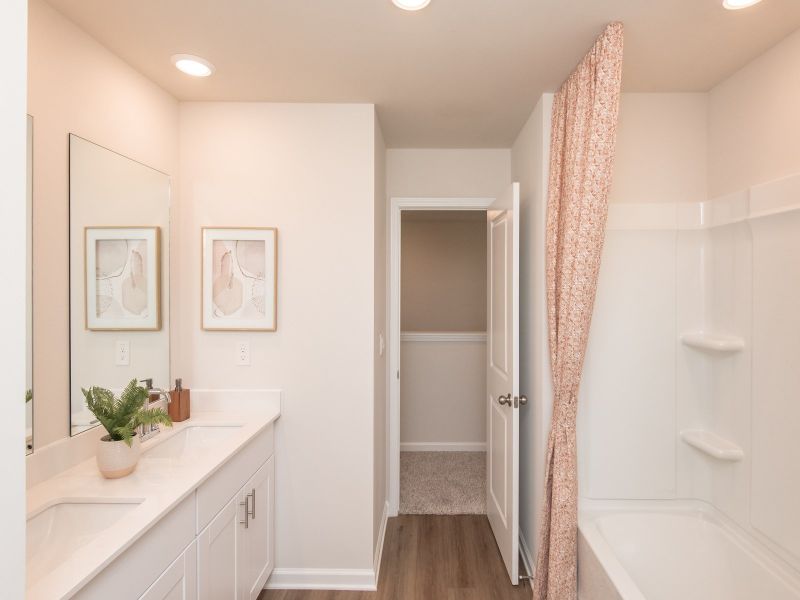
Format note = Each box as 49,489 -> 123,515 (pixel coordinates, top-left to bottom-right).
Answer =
400,442 -> 486,452
374,500 -> 389,584
519,533 -> 535,580
265,568 -> 377,591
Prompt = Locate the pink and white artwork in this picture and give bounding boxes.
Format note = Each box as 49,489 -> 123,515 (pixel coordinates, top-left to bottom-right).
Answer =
85,227 -> 161,330
202,228 -> 277,331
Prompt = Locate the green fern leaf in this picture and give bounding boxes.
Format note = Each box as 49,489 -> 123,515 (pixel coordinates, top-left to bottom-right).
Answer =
82,379 -> 172,443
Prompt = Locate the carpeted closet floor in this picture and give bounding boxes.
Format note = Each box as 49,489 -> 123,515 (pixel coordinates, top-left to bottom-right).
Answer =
399,451 -> 486,515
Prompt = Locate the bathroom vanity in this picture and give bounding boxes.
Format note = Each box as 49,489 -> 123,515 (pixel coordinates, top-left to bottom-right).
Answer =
26,393 -> 280,600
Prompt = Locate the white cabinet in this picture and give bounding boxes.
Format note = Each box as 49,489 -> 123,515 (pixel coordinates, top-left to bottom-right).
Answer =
197,456 -> 275,600
237,457 -> 275,600
198,456 -> 275,600
198,499 -> 238,599
139,541 -> 197,600
75,425 -> 275,600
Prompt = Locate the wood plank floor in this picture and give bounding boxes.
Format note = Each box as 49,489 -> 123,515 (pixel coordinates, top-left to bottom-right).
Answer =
260,515 -> 531,600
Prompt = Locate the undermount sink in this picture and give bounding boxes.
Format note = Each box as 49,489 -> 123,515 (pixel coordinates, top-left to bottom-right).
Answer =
27,499 -> 143,586
142,425 -> 240,462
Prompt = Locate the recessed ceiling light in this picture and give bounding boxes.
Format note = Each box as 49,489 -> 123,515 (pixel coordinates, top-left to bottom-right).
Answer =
722,0 -> 762,9
171,54 -> 215,77
392,0 -> 431,11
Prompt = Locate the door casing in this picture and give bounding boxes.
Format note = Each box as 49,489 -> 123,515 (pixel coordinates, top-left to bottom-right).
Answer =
387,196 -> 495,516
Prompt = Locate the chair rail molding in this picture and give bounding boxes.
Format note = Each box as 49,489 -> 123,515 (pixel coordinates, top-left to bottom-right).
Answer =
401,331 -> 487,343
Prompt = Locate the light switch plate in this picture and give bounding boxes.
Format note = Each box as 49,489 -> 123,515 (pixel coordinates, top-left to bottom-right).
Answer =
236,341 -> 251,366
115,340 -> 130,366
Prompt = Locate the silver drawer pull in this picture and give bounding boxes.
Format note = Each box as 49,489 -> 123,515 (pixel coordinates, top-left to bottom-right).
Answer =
250,488 -> 256,520
240,495 -> 250,529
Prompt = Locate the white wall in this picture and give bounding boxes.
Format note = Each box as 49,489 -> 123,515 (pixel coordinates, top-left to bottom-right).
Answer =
178,102 -> 380,574
27,0 -> 179,448
510,94 -> 553,573
611,93 -> 707,204
386,148 -> 510,198
708,29 -> 800,198
400,337 -> 486,449
373,117 -> 388,559
0,0 -> 28,595
576,92 -> 709,505
580,224 -> 679,500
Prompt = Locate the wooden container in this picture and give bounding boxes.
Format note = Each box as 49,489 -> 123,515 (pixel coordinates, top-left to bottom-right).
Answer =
169,379 -> 190,422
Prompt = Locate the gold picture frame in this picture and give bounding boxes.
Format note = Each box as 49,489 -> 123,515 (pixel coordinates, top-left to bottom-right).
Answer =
201,227 -> 278,331
84,226 -> 162,331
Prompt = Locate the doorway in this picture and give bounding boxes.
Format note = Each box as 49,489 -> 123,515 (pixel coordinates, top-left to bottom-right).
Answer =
388,186 -> 522,584
387,196 -> 494,520
397,209 -> 488,515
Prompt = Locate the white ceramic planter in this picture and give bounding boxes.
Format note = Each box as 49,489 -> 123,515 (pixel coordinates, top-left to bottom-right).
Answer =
96,433 -> 141,479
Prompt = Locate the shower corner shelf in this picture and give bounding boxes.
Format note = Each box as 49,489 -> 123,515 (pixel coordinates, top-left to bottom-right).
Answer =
681,429 -> 744,462
680,332 -> 745,353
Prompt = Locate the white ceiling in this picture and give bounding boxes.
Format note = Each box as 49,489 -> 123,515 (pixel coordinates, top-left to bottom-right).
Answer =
45,0 -> 800,148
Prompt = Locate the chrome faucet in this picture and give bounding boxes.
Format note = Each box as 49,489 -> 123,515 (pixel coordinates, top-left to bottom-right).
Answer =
138,378 -> 171,442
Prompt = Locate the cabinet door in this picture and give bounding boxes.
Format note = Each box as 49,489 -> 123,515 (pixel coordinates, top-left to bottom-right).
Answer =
139,541 -> 197,600
237,456 -> 275,600
198,497 -> 239,600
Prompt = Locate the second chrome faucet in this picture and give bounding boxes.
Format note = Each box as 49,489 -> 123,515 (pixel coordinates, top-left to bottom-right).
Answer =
138,378 -> 171,442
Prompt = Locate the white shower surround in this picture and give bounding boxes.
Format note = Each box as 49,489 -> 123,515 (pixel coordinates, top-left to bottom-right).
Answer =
577,171 -> 800,597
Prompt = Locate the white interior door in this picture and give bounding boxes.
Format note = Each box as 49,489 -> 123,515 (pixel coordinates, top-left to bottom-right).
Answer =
486,182 -> 520,584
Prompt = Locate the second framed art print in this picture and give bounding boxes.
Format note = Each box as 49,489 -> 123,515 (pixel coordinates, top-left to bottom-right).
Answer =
201,227 -> 278,331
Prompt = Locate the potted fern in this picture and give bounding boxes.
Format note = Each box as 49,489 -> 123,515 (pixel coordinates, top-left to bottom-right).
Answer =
82,379 -> 172,479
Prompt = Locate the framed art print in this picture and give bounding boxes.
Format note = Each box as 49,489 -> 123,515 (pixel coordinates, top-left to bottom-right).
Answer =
202,227 -> 278,331
85,226 -> 161,330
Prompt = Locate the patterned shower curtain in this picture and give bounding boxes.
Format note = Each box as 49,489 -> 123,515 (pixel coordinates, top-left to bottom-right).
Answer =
532,22 -> 624,600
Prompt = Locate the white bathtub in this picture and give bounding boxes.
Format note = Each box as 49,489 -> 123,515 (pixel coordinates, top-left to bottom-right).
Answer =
578,500 -> 800,600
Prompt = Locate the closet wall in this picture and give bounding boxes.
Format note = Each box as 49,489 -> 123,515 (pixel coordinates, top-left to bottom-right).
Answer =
400,212 -> 487,450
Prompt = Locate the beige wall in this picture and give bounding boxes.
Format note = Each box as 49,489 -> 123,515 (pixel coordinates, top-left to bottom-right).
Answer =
178,102 -> 379,571
373,117 -> 387,555
27,0 -> 179,448
1,0 -> 28,594
401,214 -> 486,332
386,148 -> 510,198
708,29 -> 800,198
610,93 -> 708,204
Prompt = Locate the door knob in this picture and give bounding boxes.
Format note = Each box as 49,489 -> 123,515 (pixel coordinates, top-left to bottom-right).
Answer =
498,393 -> 512,406
518,395 -> 528,406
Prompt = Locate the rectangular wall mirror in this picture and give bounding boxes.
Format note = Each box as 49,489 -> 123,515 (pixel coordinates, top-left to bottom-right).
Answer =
69,135 -> 170,436
25,115 -> 33,454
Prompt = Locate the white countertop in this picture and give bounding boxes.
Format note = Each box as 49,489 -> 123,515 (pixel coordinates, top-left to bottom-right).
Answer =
26,403 -> 280,600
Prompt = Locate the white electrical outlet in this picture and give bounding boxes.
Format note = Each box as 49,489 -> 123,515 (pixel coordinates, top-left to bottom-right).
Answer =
236,341 -> 251,366
115,340 -> 130,366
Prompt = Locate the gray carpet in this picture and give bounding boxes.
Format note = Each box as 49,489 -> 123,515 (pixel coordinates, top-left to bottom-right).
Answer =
400,451 -> 486,515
